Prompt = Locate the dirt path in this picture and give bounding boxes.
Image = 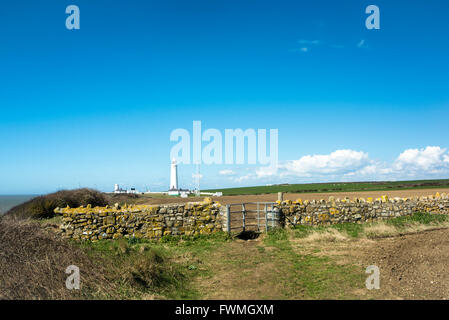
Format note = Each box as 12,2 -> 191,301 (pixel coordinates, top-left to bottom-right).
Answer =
194,239 -> 286,299
192,227 -> 449,300
295,227 -> 449,299
361,228 -> 449,299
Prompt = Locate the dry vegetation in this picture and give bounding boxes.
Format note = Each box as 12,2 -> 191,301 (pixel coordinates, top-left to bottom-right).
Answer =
3,212 -> 449,300
0,216 -> 190,300
4,188 -> 449,300
5,189 -> 109,219
0,217 -> 111,299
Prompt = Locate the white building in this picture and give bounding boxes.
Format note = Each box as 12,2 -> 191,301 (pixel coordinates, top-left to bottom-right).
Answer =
170,158 -> 178,190
113,184 -> 139,194
114,184 -> 126,193
168,158 -> 180,196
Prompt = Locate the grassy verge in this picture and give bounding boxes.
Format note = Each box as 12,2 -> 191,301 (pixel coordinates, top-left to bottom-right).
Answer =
284,212 -> 449,240
75,232 -> 233,299
262,228 -> 365,299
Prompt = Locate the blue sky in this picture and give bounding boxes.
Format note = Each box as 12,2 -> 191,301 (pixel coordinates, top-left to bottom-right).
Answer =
1,0 -> 449,194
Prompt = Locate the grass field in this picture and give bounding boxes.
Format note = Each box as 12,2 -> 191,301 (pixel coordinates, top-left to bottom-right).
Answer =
76,212 -> 449,299
3,211 -> 449,299
205,179 -> 449,196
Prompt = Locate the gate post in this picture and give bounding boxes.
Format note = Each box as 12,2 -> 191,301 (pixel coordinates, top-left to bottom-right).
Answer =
278,192 -> 283,202
242,204 -> 246,232
257,203 -> 260,231
264,203 -> 268,232
226,205 -> 231,233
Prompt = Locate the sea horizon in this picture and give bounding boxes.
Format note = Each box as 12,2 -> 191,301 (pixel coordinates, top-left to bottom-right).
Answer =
0,195 -> 37,215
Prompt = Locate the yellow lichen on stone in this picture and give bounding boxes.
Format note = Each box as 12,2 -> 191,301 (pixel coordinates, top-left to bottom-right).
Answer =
203,197 -> 213,204
329,207 -> 340,215
296,198 -> 303,205
381,195 -> 388,203
147,206 -> 160,214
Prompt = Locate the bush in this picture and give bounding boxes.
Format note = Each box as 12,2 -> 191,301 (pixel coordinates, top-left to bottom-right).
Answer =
6,188 -> 108,219
0,217 -> 113,299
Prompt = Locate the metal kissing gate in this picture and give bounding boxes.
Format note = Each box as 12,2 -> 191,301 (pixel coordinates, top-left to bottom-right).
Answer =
224,202 -> 280,233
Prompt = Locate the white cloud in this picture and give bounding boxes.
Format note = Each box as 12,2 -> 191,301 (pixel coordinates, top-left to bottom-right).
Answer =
444,154 -> 449,164
230,146 -> 449,185
256,165 -> 278,178
357,39 -> 368,49
232,174 -> 252,183
393,146 -> 449,173
218,169 -> 235,176
289,47 -> 309,53
298,39 -> 320,45
281,149 -> 370,177
292,39 -> 344,53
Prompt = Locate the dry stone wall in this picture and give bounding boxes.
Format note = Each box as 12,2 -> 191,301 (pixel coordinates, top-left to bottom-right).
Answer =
275,193 -> 449,227
55,198 -> 222,241
55,193 -> 449,241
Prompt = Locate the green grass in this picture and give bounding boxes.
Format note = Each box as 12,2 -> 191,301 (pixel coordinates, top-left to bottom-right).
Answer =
71,212 -> 449,299
263,228 -> 364,299
259,212 -> 449,299
75,231 -> 233,299
287,212 -> 449,240
287,222 -> 364,239
205,179 -> 449,196
331,223 -> 365,238
77,239 -> 195,299
385,211 -> 449,229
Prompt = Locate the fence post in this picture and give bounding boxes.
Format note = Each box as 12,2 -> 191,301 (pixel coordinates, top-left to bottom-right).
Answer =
226,205 -> 231,233
264,203 -> 268,232
278,192 -> 283,202
257,202 -> 260,231
242,204 -> 246,232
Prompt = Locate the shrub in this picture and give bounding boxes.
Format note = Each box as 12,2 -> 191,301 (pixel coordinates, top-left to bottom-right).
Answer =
0,217 -> 114,299
6,188 -> 108,219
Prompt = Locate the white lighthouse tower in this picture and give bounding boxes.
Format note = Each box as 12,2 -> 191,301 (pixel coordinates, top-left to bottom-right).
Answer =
168,158 -> 179,195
